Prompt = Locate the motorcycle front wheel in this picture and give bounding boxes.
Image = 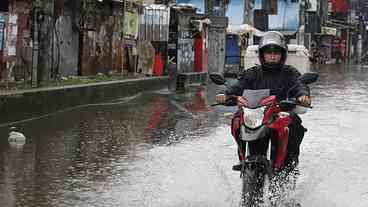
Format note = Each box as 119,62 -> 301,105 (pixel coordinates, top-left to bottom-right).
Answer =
241,164 -> 265,207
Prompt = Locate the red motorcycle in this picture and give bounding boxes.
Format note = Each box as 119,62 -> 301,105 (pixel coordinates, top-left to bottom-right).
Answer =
210,72 -> 318,207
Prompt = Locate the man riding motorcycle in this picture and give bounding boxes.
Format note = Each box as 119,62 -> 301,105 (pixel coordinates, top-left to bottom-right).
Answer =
215,31 -> 311,172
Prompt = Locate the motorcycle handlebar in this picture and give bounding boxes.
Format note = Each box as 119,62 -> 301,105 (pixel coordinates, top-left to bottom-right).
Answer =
279,99 -> 313,108
211,95 -> 237,107
211,97 -> 313,112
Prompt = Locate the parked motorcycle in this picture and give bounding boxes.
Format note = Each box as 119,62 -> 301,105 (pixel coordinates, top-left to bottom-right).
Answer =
210,72 -> 318,207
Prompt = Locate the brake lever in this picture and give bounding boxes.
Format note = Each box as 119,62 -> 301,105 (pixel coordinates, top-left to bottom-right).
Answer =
280,99 -> 313,109
210,103 -> 223,106
297,103 -> 313,109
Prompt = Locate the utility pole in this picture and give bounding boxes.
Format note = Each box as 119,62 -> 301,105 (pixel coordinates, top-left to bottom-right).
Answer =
299,0 -> 307,46
122,0 -> 126,74
244,0 -> 255,26
31,0 -> 41,87
320,0 -> 328,26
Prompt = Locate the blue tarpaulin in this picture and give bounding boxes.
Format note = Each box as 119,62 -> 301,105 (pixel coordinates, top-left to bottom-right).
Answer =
225,34 -> 241,65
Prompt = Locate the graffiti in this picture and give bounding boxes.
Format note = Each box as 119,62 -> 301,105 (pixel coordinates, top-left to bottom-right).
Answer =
177,38 -> 193,72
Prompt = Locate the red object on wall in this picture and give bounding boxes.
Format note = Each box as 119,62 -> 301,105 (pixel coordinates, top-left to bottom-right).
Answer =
153,53 -> 163,76
203,33 -> 208,72
331,0 -> 348,14
194,35 -> 203,72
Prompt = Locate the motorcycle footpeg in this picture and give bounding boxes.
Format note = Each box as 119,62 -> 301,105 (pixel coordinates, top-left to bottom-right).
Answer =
232,164 -> 242,171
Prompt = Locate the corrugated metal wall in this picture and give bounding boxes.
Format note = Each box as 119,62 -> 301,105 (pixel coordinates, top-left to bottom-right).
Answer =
139,5 -> 169,42
208,28 -> 226,74
80,17 -> 114,75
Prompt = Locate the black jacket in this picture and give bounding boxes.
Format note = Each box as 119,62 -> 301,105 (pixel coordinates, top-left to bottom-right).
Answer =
225,65 -> 310,101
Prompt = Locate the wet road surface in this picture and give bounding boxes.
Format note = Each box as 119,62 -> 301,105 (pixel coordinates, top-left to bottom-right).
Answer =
1,64 -> 368,206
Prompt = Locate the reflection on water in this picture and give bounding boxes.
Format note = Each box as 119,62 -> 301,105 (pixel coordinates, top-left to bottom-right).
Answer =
0,87 -> 217,207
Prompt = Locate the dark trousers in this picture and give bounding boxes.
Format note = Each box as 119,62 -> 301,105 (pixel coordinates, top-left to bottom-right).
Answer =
285,113 -> 306,166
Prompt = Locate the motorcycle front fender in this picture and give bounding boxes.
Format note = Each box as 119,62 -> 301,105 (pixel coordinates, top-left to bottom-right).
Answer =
240,125 -> 268,142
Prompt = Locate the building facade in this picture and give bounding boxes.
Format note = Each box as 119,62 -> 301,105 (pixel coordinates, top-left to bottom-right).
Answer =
0,0 -> 175,86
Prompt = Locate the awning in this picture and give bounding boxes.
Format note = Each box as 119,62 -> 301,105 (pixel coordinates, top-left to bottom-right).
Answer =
227,24 -> 265,37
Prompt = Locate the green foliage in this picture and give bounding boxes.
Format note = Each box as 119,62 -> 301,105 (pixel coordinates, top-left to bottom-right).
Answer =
0,74 -> 131,91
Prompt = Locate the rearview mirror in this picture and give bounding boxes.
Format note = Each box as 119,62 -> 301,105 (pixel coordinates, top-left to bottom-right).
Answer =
209,73 -> 226,85
299,72 -> 319,85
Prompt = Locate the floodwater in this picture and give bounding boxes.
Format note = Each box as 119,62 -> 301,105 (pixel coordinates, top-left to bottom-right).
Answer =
1,64 -> 368,207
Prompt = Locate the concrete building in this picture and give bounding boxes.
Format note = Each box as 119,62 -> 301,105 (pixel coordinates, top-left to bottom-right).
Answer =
176,0 -> 228,74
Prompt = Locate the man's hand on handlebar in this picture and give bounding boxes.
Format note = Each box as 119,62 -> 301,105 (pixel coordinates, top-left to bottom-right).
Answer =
237,96 -> 248,107
297,95 -> 312,106
215,94 -> 248,107
215,94 -> 227,104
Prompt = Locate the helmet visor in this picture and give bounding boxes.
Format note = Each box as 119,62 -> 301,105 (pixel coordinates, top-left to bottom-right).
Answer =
262,45 -> 283,54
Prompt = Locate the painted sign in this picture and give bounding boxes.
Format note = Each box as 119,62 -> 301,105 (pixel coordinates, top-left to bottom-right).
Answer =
123,11 -> 139,39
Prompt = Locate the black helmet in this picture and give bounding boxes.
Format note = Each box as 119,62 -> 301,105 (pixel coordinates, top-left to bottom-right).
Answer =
258,31 -> 288,70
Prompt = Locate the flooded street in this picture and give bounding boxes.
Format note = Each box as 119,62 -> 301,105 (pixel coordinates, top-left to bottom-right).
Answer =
295,64 -> 368,206
1,64 -> 368,206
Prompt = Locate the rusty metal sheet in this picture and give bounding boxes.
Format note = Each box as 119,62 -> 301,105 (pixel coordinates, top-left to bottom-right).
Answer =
139,5 -> 169,42
81,17 -> 114,75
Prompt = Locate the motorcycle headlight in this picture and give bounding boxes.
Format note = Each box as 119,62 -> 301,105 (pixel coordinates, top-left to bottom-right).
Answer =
242,106 -> 266,129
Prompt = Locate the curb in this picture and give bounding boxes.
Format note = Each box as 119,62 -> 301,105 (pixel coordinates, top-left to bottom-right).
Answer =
0,76 -> 169,125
